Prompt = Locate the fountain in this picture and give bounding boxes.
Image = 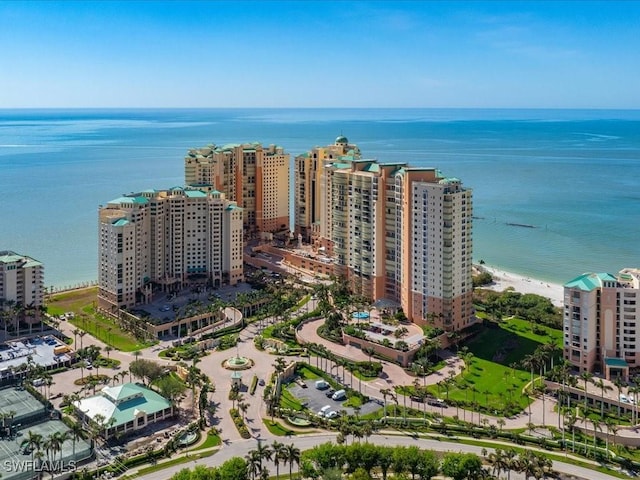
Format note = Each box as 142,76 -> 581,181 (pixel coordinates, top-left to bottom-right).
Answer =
222,350 -> 254,370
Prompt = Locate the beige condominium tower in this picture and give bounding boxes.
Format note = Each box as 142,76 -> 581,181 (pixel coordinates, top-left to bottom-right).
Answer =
295,137 -> 474,331
98,187 -> 243,311
563,268 -> 640,381
185,143 -> 290,237
294,135 -> 361,243
0,250 -> 44,325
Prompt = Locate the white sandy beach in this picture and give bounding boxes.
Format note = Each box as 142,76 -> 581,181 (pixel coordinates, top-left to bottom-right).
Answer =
480,265 -> 564,307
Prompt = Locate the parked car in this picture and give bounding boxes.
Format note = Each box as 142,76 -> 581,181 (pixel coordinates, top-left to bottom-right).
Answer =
332,389 -> 347,401
325,388 -> 336,398
315,380 -> 329,390
317,405 -> 331,417
325,410 -> 339,419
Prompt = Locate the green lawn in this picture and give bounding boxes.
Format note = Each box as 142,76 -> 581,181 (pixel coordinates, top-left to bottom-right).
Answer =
281,388 -> 304,411
424,318 -> 562,415
68,313 -> 154,352
190,432 -> 221,451
297,366 -> 321,380
263,419 -> 298,436
49,287 -> 154,351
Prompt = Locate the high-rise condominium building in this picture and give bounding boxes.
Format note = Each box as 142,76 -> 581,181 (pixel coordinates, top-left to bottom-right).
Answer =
185,143 -> 290,235
295,137 -> 474,330
0,251 -> 44,316
564,268 -> 640,380
98,187 -> 243,312
294,135 -> 361,243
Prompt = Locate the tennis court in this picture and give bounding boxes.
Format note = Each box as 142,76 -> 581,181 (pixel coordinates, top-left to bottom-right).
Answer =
0,388 -> 92,480
0,387 -> 46,427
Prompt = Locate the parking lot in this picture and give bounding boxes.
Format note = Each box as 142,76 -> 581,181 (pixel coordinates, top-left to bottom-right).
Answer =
287,379 -> 382,418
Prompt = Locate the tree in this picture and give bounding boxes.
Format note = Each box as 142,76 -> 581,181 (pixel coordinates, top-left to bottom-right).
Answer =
613,377 -> 625,418
69,420 -> 85,458
593,378 -> 612,420
129,358 -> 164,386
441,452 -> 484,480
271,441 -> 286,480
216,457 -> 249,480
25,431 -> 43,463
155,375 -> 187,407
580,371 -> 594,414
284,443 -> 301,480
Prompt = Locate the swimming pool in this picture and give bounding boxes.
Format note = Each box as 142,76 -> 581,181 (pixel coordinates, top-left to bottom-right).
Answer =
352,311 -> 370,319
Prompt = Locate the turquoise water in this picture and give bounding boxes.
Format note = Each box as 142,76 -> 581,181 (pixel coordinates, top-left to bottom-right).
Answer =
1,108 -> 639,288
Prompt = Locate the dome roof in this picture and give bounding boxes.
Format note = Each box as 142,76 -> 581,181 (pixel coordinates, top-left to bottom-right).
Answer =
335,135 -> 348,145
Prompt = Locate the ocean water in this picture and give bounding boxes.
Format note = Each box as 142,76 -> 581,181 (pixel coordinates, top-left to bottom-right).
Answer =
1,108 -> 639,289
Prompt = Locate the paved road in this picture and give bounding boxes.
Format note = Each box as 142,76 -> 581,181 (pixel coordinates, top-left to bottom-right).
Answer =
45,292 -> 639,480
132,433 -> 622,480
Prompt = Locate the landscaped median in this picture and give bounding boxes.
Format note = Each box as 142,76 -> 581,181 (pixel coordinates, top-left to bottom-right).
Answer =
230,408 -> 251,439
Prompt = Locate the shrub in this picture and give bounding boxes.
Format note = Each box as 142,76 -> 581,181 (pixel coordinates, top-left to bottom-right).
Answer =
249,375 -> 258,395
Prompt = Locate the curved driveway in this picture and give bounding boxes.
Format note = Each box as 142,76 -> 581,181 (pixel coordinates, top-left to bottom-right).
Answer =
48,297 -> 639,477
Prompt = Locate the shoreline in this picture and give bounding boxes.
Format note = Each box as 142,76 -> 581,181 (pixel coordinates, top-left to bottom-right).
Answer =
479,264 -> 564,307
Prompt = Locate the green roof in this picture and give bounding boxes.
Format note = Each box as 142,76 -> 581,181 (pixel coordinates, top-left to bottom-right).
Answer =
75,383 -> 172,428
362,163 -> 380,173
185,190 -> 207,198
440,177 -> 461,184
112,218 -> 130,227
109,196 -> 149,205
0,251 -> 42,266
331,162 -> 352,169
564,272 -> 618,291
605,357 -> 629,368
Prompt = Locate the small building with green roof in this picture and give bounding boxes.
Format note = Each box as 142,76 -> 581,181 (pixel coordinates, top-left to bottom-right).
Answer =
74,383 -> 173,439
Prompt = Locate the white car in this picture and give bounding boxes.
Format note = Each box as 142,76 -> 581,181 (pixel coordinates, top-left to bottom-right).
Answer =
620,394 -> 628,403
317,405 -> 331,417
325,410 -> 338,419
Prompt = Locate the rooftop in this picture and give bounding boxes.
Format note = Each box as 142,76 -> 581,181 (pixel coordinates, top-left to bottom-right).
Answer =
605,357 -> 629,368
75,383 -> 171,428
0,251 -> 43,267
564,272 -> 618,291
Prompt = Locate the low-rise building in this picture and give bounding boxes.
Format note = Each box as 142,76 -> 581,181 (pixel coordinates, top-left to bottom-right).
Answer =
74,383 -> 173,439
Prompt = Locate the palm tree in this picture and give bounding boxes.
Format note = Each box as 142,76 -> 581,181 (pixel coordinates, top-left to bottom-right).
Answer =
78,331 -> 86,350
245,450 -> 261,480
591,417 -> 602,458
72,328 -> 81,349
380,388 -> 395,419
25,431 -> 42,463
613,377 -> 625,418
284,443 -> 301,480
580,371 -> 594,414
271,441 -> 286,480
593,378 -> 612,420
69,421 -> 85,458
363,346 -> 375,365
254,440 -> 272,474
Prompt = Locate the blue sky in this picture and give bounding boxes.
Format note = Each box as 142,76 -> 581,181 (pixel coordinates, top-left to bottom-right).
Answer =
1,1 -> 639,108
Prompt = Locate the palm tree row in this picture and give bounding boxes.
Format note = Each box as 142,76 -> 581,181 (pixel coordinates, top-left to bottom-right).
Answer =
24,428 -> 85,478
245,440 -> 300,480
485,447 -> 553,480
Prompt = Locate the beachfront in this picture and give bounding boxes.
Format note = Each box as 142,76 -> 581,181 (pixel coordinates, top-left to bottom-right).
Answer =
481,265 -> 564,307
